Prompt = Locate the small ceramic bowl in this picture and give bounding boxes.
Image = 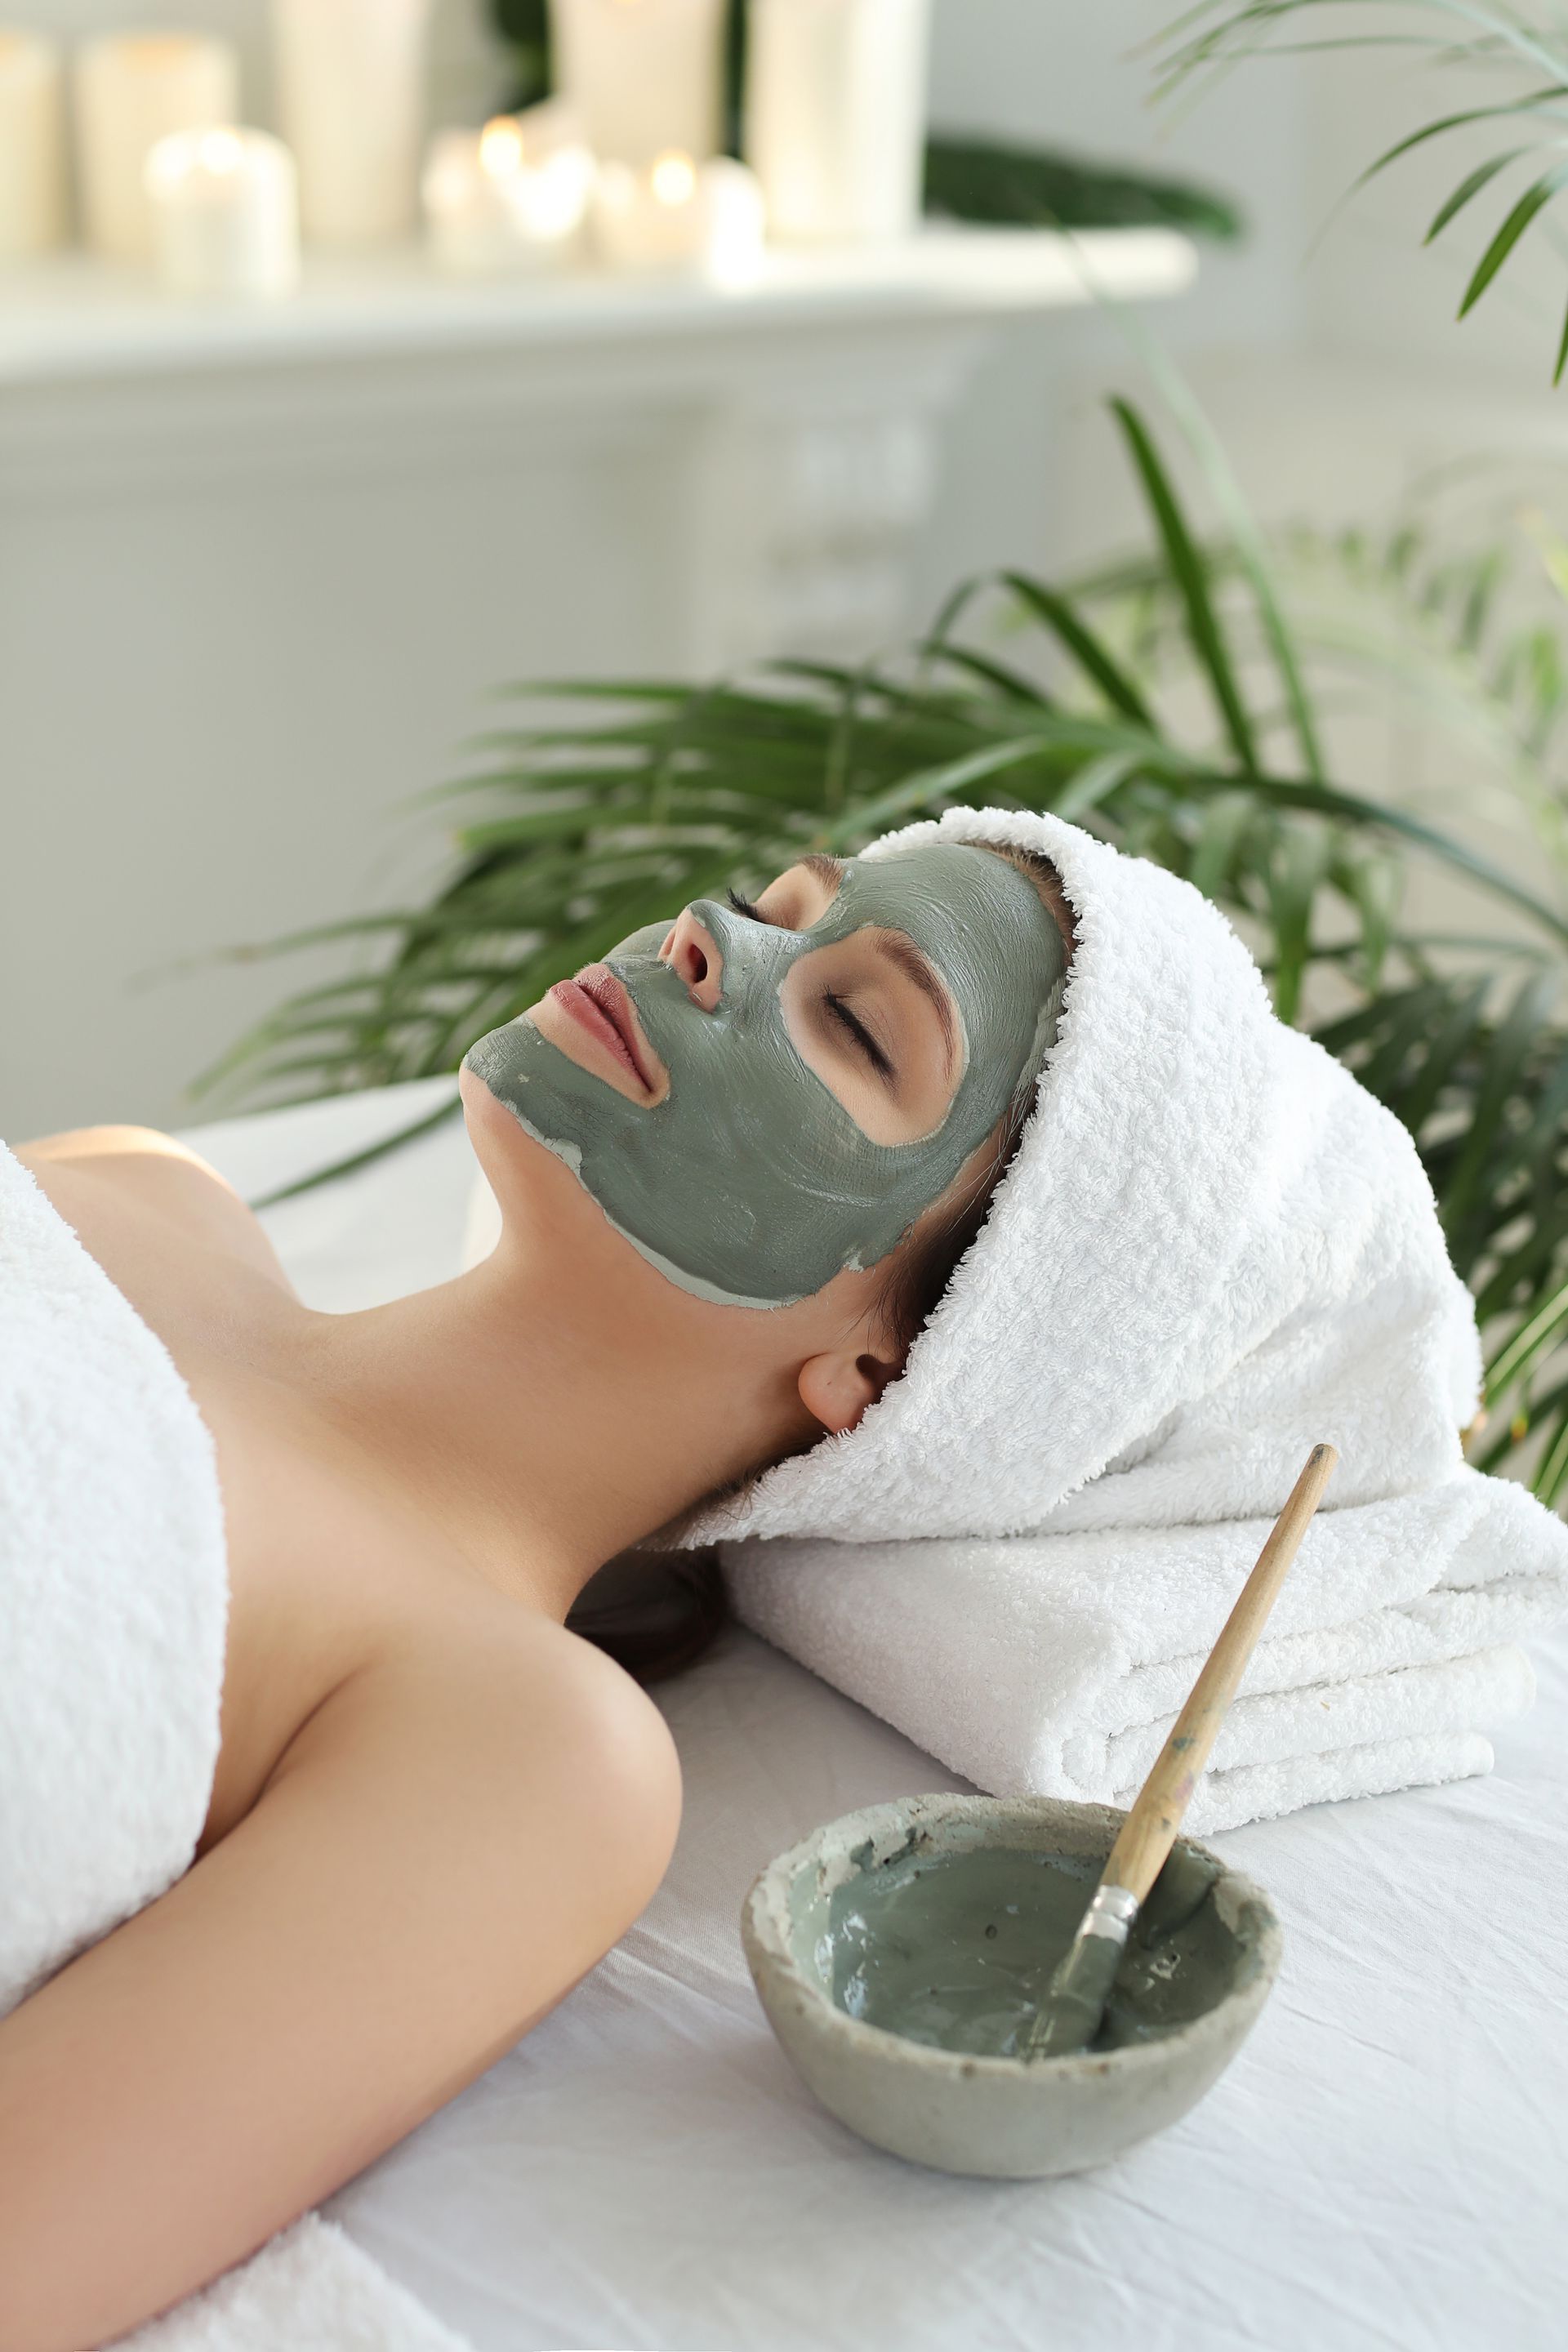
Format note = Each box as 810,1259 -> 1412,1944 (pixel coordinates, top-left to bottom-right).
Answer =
742,1791 -> 1281,2180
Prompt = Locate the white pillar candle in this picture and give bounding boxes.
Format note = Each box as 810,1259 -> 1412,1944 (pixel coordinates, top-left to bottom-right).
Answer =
0,29 -> 66,259
75,32 -> 240,264
145,126 -> 301,300
273,0 -> 432,243
422,107 -> 594,275
549,0 -> 725,167
744,0 -> 930,243
590,149 -> 764,283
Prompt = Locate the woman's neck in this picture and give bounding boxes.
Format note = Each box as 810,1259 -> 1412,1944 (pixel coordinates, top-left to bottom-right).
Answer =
287,1236 -> 793,1622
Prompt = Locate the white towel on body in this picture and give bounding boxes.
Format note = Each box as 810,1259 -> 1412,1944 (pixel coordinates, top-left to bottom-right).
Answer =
655,807 -> 1568,1825
0,1142 -> 469,2352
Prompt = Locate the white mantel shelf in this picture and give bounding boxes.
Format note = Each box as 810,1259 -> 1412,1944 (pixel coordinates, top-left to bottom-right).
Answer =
0,226 -> 1196,384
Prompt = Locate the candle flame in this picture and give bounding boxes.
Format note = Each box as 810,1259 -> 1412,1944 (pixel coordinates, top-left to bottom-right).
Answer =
198,128 -> 245,176
479,117 -> 526,180
650,150 -> 697,208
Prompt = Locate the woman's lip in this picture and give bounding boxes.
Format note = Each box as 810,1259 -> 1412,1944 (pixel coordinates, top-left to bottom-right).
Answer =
549,969 -> 660,1094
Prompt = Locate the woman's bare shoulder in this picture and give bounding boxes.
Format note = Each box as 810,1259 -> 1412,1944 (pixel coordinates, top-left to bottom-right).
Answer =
15,1122 -> 294,1292
282,1608 -> 684,1842
0,1610 -> 680,2349
256,1611 -> 684,1967
20,1120 -> 225,1174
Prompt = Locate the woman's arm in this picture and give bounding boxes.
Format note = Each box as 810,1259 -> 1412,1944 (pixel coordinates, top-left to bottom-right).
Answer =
0,1624 -> 681,2352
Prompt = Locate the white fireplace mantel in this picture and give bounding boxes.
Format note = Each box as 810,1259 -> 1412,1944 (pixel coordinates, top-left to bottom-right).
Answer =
3,227 -> 1194,383
2,229 -> 1194,666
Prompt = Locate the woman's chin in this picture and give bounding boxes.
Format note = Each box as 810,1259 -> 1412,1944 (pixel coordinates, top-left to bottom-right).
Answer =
459,1054 -> 542,1197
460,1061 -> 631,1273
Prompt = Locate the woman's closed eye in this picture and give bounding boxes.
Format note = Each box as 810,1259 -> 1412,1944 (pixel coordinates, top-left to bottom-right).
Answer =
727,887 -> 898,1086
728,889 -> 902,1091
823,991 -> 895,1083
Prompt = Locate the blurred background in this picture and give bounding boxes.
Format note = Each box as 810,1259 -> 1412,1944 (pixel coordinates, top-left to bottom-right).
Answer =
8,0 -> 1566,1494
11,0 -> 1563,1139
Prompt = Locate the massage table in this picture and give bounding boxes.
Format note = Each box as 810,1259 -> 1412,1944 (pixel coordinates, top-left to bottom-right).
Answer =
180,1076 -> 1567,2352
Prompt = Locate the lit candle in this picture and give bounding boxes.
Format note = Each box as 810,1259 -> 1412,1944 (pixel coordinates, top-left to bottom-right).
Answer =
272,0 -> 432,243
744,0 -> 932,243
590,149 -> 764,282
0,29 -> 65,259
422,105 -> 595,275
145,127 -> 301,300
549,0 -> 725,167
74,31 -> 239,264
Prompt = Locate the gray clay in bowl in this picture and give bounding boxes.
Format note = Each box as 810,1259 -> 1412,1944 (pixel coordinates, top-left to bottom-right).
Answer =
742,1792 -> 1282,2180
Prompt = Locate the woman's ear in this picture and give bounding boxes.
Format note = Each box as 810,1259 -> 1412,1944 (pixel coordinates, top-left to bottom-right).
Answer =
796,1345 -> 905,1437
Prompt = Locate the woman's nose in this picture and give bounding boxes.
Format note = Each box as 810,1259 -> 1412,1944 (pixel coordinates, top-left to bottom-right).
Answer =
660,906 -> 724,1011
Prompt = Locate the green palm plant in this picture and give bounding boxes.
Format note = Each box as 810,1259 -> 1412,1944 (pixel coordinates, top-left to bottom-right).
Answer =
1154,2 -> 1568,380
201,398 -> 1568,1504
1085,490 -> 1568,876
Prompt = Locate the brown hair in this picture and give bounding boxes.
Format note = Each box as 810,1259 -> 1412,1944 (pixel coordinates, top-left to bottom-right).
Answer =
567,842 -> 1074,1687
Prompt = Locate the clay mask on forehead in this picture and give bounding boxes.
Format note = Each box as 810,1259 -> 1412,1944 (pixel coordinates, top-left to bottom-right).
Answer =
464,842 -> 1069,1307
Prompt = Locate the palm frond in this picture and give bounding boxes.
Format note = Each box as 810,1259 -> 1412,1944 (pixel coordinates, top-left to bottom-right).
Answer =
1152,3 -> 1568,377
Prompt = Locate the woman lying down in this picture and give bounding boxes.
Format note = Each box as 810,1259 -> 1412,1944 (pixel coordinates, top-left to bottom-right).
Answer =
0,806 -> 1505,2345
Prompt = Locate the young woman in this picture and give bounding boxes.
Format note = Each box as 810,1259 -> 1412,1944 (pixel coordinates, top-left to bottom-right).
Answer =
0,832 -> 1074,2350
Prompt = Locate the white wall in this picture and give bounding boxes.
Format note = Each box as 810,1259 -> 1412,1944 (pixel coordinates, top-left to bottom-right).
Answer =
915,0 -> 1309,604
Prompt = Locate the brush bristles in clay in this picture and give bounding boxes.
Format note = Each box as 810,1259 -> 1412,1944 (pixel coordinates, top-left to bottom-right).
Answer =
1024,1882 -> 1139,2060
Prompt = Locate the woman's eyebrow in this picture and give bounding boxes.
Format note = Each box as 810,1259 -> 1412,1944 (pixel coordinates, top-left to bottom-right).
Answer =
872,933 -> 958,1073
800,852 -> 845,893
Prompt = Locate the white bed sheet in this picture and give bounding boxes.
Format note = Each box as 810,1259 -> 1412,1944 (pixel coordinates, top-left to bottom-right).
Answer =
183,1079 -> 1568,2352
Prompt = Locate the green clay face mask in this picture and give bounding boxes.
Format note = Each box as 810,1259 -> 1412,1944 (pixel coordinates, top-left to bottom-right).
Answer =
463,840 -> 1069,1307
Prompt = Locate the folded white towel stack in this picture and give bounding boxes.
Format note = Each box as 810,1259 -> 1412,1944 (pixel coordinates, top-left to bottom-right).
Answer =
678,808 -> 1568,1824
721,1467 -> 1564,1832
0,1143 -> 470,2351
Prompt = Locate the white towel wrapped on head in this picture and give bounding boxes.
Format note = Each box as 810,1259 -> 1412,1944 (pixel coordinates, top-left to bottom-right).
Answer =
670,808 -> 1568,1823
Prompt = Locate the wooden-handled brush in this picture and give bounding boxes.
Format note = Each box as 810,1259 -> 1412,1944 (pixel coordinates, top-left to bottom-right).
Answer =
1022,1441 -> 1339,2061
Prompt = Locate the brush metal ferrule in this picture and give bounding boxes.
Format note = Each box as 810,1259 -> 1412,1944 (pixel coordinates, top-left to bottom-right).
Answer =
1074,1882 -> 1140,1950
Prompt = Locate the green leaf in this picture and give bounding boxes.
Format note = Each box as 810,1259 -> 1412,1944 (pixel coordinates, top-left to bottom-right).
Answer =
1532,1404 -> 1568,1506
1185,788 -> 1256,901
1459,163 -> 1568,317
922,132 -> 1244,241
915,639 -> 1054,706
1396,975 -> 1493,1134
1441,968 -> 1561,1250
1485,1271 -> 1568,1396
1109,398 -> 1261,771
1352,89 -> 1568,202
1425,149 -> 1530,241
1000,572 -> 1156,726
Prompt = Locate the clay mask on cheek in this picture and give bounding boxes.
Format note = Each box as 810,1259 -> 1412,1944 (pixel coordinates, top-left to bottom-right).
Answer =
462,842 -> 1069,1307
